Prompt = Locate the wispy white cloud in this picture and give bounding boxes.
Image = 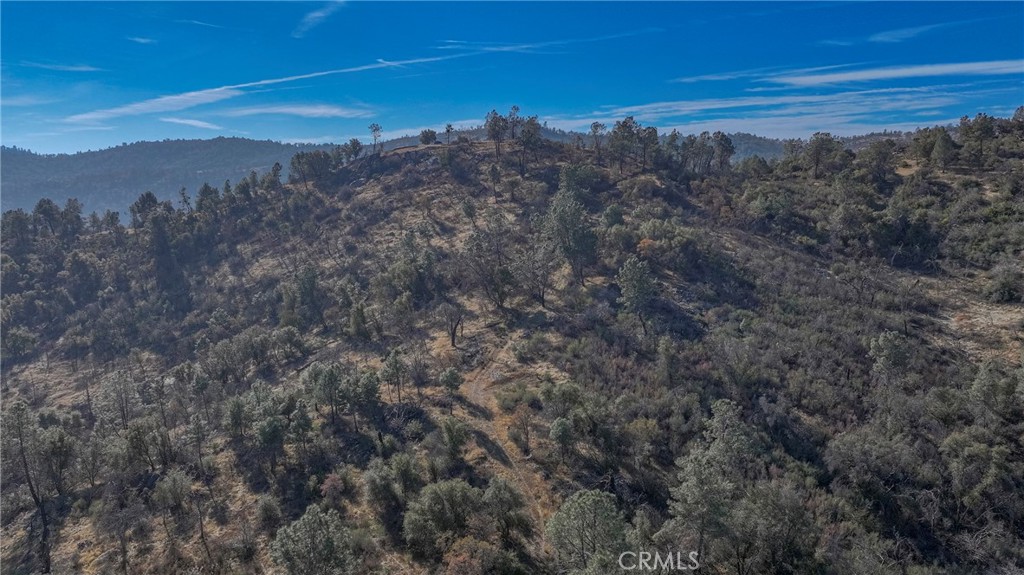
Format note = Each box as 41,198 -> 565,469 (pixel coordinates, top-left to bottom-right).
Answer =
26,125 -> 115,138
599,88 -> 956,123
868,18 -> 991,43
672,67 -> 777,84
62,52 -> 478,124
818,39 -> 854,47
62,28 -> 655,125
868,23 -> 949,43
770,60 -> 1024,86
437,28 -> 661,55
679,61 -> 1013,91
672,63 -> 861,84
127,36 -> 157,45
292,1 -> 344,39
376,59 -> 408,69
1,95 -> 59,107
22,61 -> 104,72
175,19 -> 224,29
541,83 -> 1003,138
220,53 -> 475,91
821,18 -> 991,47
222,104 -> 373,119
386,64 -> 497,81
160,117 -> 224,130
63,56 -> 431,124
67,87 -> 244,124
281,135 -> 338,145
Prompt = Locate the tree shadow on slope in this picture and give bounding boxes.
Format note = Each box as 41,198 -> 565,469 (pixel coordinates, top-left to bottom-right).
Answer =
470,428 -> 511,467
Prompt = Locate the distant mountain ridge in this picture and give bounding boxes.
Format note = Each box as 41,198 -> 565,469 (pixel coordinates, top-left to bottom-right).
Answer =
0,130 -> 790,214
1,137 -> 334,214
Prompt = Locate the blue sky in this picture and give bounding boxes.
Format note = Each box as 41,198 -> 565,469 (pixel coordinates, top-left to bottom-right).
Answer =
2,1 -> 1022,154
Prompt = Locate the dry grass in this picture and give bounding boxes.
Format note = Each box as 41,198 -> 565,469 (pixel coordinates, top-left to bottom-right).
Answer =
918,273 -> 1024,364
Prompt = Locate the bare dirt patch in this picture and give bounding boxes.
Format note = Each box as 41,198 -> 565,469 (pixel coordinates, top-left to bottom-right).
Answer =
920,274 -> 1024,364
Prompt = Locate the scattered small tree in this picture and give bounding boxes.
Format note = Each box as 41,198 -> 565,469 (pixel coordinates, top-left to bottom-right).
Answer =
546,490 -> 627,572
485,110 -> 509,159
510,404 -> 534,454
507,105 -> 521,139
2,401 -> 52,573
403,479 -> 483,558
550,417 -> 574,462
617,255 -> 656,334
369,123 -> 383,154
420,129 -> 438,146
271,505 -> 354,575
437,301 -> 465,347
545,189 -> 597,286
805,132 -> 843,178
440,416 -> 470,462
518,116 -> 542,176
590,121 -> 606,161
483,477 -> 533,545
930,128 -> 957,169
439,367 -> 463,414
379,350 -> 409,403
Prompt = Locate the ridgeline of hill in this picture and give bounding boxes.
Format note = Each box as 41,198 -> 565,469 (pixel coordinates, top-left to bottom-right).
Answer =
2,111 -> 1023,575
0,129 -> 788,215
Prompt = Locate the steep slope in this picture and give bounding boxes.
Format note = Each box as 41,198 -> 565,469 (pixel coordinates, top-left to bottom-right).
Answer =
2,119 -> 1023,574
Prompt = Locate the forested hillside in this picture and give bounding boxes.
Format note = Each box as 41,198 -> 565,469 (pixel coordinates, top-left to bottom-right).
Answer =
2,109 -> 1023,575
0,139 -> 334,215
1,130 -> 787,218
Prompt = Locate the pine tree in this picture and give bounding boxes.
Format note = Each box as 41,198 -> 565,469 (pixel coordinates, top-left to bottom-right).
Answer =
544,189 -> 597,286
546,490 -> 626,572
271,505 -> 354,575
617,255 -> 656,333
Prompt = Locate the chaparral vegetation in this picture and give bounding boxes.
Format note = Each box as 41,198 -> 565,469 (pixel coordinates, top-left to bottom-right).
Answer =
2,107 -> 1024,575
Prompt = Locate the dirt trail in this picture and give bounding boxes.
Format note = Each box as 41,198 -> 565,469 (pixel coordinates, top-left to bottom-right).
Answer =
460,334 -> 556,554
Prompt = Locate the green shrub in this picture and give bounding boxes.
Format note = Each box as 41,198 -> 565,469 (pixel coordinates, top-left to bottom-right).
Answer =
985,262 -> 1023,303
495,382 -> 542,413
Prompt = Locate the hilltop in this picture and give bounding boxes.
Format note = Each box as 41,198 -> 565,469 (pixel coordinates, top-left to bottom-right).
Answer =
0,129 -> 787,216
1,112 -> 1023,575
